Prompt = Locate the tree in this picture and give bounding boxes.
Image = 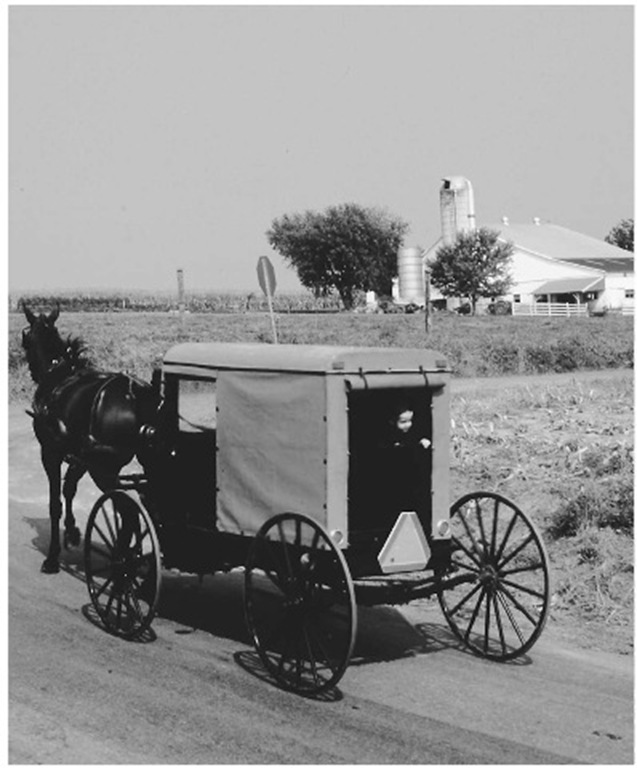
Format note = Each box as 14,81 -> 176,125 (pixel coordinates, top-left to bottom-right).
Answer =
605,219 -> 634,251
266,203 -> 409,309
428,227 -> 514,314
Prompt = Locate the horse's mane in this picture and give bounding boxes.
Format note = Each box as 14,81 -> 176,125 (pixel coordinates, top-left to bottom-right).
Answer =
62,334 -> 92,371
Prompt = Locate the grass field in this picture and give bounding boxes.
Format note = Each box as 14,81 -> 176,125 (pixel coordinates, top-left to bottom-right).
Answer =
9,309 -> 633,399
9,308 -> 634,651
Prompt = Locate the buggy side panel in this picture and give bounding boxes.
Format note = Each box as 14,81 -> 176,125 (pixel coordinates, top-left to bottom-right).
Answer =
216,370 -> 328,538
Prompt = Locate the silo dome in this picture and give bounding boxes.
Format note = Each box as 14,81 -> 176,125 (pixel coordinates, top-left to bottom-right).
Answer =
440,176 -> 476,245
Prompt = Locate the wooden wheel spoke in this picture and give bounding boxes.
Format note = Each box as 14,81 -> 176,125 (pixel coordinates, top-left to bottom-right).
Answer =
497,583 -> 540,626
498,533 -> 535,571
483,590 -> 492,653
115,590 -> 125,627
104,587 -> 117,618
458,509 -> 483,558
277,625 -> 299,676
495,591 -> 527,646
464,586 -> 486,641
499,576 -> 546,602
101,506 -> 118,544
276,523 -> 295,579
475,498 -> 489,553
494,512 -> 519,564
93,573 -> 115,600
127,581 -> 148,617
309,527 -> 321,553
500,562 -> 542,577
493,591 -> 508,654
451,535 -> 483,568
451,559 -> 481,576
489,497 -> 500,559
445,581 -> 482,619
92,522 -> 115,553
302,626 -> 322,687
307,616 -> 340,674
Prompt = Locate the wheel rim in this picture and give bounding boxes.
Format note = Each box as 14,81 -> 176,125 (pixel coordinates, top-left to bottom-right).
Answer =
85,490 -> 162,639
245,513 -> 357,695
438,492 -> 551,661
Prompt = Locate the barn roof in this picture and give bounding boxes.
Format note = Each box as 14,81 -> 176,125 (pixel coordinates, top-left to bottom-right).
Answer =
490,222 -> 634,270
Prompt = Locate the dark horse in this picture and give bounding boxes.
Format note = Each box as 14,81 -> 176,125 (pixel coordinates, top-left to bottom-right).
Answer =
21,304 -> 159,573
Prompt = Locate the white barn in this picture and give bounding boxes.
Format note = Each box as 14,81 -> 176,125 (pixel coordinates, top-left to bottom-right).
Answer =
402,177 -> 634,314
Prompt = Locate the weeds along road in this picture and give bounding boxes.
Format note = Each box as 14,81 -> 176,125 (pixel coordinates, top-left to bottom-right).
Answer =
8,370 -> 634,764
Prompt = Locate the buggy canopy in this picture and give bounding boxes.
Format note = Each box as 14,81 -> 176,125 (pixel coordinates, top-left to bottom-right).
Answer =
162,343 -> 451,544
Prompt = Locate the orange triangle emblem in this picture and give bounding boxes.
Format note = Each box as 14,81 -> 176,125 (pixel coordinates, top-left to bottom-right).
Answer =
378,512 -> 431,574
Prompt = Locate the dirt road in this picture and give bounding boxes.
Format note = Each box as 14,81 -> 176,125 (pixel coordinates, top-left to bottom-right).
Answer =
8,389 -> 634,764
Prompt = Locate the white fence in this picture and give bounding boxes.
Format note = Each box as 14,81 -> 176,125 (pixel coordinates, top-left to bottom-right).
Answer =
513,302 -> 588,317
513,302 -> 634,317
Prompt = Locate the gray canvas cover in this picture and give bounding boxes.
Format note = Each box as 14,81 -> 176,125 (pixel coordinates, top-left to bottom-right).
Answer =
216,370 -> 328,537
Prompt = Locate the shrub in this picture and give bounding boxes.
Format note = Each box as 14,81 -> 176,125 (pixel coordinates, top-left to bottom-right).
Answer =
551,527 -> 633,624
477,340 -> 521,375
487,300 -> 512,315
548,475 -> 634,538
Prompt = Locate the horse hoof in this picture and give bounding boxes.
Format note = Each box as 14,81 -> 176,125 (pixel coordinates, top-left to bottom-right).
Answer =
64,528 -> 81,548
41,559 -> 60,574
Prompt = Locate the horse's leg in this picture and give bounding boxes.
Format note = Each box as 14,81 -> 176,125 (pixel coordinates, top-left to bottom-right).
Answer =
41,447 -> 63,574
62,462 -> 85,548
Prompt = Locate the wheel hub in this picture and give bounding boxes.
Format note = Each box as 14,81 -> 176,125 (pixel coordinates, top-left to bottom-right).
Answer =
479,563 -> 499,586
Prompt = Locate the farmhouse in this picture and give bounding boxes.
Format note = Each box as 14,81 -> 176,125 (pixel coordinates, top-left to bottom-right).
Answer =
397,177 -> 634,315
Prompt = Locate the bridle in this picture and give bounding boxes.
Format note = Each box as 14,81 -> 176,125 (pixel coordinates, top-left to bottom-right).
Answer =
22,323 -> 70,383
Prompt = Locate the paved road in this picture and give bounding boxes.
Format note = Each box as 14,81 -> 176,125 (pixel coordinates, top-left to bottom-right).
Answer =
8,403 -> 634,764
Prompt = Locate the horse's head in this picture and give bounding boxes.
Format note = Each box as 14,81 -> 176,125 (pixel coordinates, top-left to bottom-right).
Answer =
21,304 -> 68,385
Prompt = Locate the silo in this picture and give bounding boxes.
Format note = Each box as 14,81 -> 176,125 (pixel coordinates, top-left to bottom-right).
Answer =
440,176 -> 476,245
397,246 -> 425,304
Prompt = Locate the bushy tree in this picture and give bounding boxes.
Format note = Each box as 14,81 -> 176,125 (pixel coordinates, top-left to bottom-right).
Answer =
428,228 -> 514,314
605,219 -> 634,252
266,203 -> 409,309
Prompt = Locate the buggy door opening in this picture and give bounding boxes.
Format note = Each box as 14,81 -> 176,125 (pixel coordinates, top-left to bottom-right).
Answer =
158,375 -> 217,532
347,388 -> 432,541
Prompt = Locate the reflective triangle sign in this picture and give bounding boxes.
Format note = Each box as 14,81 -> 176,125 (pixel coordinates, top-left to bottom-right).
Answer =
378,512 -> 431,574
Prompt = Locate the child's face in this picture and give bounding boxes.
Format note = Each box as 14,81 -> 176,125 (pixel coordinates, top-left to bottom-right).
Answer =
395,409 -> 414,434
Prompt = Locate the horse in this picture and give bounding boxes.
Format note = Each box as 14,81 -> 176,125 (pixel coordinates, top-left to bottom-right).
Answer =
21,304 -> 160,573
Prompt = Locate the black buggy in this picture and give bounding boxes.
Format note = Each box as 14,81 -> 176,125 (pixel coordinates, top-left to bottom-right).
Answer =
84,343 -> 551,695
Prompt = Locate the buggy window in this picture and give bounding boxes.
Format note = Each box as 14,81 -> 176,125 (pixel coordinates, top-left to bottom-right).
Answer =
178,378 -> 217,432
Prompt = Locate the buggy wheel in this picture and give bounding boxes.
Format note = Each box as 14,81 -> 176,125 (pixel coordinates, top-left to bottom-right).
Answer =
438,492 -> 551,661
84,490 -> 162,639
244,513 -> 357,695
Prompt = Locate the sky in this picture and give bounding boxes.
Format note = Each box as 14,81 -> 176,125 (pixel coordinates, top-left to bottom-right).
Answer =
8,4 -> 634,295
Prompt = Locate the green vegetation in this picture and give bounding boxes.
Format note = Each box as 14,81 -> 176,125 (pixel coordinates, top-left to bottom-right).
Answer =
428,228 -> 515,314
9,308 -> 633,400
605,217 -> 634,252
267,204 -> 409,308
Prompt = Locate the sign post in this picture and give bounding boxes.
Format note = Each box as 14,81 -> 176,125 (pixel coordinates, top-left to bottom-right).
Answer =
177,268 -> 186,331
424,268 -> 431,334
257,256 -> 278,343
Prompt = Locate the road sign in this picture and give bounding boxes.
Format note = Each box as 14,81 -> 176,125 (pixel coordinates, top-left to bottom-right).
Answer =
257,256 -> 277,298
256,256 -> 278,344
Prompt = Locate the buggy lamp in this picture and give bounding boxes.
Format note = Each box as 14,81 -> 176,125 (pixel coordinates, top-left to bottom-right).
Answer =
437,520 -> 451,537
330,529 -> 344,545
